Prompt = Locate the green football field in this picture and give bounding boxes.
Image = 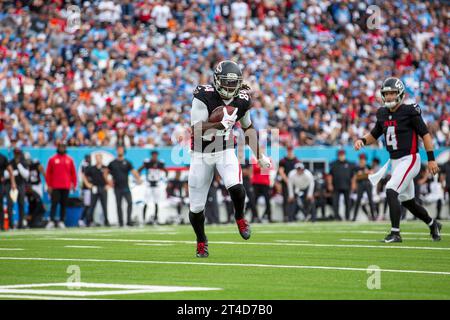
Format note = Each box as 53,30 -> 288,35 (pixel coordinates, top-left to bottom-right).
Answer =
0,221 -> 449,300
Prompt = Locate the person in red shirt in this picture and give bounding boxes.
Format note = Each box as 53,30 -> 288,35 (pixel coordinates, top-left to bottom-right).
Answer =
251,155 -> 273,222
45,141 -> 77,228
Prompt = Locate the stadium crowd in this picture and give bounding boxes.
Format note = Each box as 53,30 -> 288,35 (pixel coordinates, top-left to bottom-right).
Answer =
0,0 -> 448,149
0,1 -> 449,228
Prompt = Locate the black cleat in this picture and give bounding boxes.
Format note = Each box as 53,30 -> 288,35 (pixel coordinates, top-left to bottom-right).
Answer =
383,232 -> 402,243
196,240 -> 209,258
236,218 -> 251,240
430,221 -> 442,241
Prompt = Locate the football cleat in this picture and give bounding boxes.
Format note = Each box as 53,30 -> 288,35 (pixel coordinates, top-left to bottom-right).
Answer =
383,232 -> 402,243
430,221 -> 442,241
196,240 -> 209,258
236,218 -> 251,240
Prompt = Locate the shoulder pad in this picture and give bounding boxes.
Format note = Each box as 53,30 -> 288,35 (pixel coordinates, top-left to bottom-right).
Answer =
193,85 -> 215,97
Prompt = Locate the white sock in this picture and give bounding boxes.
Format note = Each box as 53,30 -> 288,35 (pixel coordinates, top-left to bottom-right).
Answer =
391,227 -> 400,233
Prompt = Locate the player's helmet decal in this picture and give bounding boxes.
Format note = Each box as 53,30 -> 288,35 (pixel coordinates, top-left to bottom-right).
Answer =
213,60 -> 243,99
380,77 -> 405,109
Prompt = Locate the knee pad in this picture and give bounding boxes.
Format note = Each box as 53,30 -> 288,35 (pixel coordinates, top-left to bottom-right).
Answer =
189,205 -> 206,214
228,184 -> 246,202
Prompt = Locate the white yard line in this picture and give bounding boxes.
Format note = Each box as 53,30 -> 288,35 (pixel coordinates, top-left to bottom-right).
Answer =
207,230 -> 450,236
135,243 -> 174,246
340,238 -> 431,242
0,248 -> 24,251
0,227 -> 176,237
19,237 -> 450,251
0,282 -> 222,297
274,240 -> 310,243
0,257 -> 449,276
64,246 -> 102,249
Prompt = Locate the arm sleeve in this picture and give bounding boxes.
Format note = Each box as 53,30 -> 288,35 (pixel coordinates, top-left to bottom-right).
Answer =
370,120 -> 383,140
191,98 -> 209,126
239,110 -> 252,129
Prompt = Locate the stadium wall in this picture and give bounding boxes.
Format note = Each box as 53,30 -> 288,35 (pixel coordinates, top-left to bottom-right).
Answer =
1,146 -> 448,171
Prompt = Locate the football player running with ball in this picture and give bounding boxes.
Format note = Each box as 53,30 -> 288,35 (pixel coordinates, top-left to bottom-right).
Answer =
354,77 -> 441,243
189,60 -> 271,257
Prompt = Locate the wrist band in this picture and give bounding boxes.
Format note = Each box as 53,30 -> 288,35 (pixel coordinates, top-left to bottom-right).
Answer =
361,138 -> 367,145
427,151 -> 435,161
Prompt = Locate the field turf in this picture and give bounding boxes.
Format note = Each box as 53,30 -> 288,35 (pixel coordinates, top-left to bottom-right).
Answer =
0,221 -> 449,300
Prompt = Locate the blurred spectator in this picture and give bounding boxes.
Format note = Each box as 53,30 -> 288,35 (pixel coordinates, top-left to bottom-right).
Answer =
0,152 -> 16,230
138,150 -> 167,225
314,172 -> 332,220
288,162 -> 316,222
83,153 -> 110,226
7,148 -> 30,229
251,156 -> 273,222
151,0 -> 172,34
106,145 -> 142,227
441,158 -> 450,216
45,141 -> 77,228
328,150 -> 354,221
28,157 -> 46,198
166,169 -> 188,225
0,1 -> 446,150
420,174 -> 445,220
351,154 -> 375,221
79,154 -> 92,226
25,184 -> 46,228
278,146 -> 299,221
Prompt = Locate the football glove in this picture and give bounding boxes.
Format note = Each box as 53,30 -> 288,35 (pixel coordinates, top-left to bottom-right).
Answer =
258,154 -> 271,169
220,107 -> 238,131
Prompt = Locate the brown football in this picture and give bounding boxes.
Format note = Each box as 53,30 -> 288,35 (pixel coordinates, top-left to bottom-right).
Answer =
208,106 -> 237,123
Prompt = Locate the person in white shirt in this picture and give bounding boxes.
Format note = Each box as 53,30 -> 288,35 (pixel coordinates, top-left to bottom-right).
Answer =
288,162 -> 316,222
231,0 -> 249,30
151,1 -> 172,34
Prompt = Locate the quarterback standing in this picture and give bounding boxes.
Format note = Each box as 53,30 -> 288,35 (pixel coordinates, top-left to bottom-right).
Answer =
354,77 -> 441,242
189,60 -> 270,257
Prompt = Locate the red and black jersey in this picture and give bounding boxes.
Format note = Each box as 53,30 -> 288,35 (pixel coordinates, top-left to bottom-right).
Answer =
370,104 -> 429,159
191,84 -> 252,153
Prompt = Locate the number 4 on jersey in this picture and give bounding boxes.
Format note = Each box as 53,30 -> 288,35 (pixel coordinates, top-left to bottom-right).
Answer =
386,126 -> 398,150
